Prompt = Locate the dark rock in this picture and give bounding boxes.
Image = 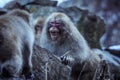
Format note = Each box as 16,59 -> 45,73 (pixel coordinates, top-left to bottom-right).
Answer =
57,6 -> 89,24
29,6 -> 57,18
105,48 -> 120,57
77,12 -> 105,48
4,0 -> 57,10
100,22 -> 120,49
4,1 -> 23,10
0,8 -> 8,15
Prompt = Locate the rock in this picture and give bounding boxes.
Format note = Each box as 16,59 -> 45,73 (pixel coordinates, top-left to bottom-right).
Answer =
4,0 -> 57,10
100,23 -> 120,49
57,6 -> 88,24
77,12 -> 105,48
0,8 -> 8,15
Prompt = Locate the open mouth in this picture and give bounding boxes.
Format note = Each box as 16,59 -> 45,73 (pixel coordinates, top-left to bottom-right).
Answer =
50,31 -> 59,36
50,31 -> 59,40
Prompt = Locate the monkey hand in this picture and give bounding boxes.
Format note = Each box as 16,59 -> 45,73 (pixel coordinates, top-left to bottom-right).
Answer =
60,54 -> 75,66
60,55 -> 69,65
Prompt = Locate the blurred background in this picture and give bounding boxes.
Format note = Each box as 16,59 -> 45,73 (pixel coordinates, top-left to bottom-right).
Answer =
1,0 -> 120,49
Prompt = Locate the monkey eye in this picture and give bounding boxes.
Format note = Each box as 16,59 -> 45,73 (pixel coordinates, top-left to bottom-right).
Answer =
35,25 -> 40,29
49,22 -> 61,27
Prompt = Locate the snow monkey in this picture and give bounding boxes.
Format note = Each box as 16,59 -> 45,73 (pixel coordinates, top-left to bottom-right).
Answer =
40,12 -> 102,80
0,9 -> 34,79
34,17 -> 45,46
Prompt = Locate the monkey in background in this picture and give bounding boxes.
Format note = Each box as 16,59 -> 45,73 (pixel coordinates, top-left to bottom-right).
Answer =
39,12 -> 101,80
34,17 -> 45,46
34,16 -> 45,36
0,9 -> 34,79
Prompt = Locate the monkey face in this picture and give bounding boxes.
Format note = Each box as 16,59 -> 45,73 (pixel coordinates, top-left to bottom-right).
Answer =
35,23 -> 43,35
48,18 -> 63,41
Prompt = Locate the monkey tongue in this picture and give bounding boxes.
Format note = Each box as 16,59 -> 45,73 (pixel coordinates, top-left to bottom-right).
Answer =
50,32 -> 59,40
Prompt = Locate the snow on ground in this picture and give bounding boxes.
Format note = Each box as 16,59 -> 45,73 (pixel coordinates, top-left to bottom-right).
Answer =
0,0 -> 12,8
109,45 -> 120,50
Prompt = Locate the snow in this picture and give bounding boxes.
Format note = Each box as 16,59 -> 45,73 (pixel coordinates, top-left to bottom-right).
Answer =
0,0 -> 12,8
109,45 -> 120,51
101,51 -> 120,66
51,0 -> 68,6
93,49 -> 120,67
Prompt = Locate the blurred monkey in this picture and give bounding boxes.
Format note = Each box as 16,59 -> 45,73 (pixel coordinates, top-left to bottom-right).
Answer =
0,9 -> 34,79
34,17 -> 45,46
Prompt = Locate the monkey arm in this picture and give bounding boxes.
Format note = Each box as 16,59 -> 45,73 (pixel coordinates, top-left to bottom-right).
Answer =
60,49 -> 80,66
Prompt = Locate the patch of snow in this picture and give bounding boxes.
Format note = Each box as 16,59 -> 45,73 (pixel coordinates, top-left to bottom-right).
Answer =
0,0 -> 13,8
109,45 -> 120,50
51,0 -> 68,6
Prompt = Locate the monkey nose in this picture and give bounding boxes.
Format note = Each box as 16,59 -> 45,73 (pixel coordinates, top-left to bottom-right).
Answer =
49,27 -> 59,32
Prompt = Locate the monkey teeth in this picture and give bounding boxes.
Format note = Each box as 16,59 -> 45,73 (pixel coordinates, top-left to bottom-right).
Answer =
50,31 -> 59,36
50,32 -> 59,40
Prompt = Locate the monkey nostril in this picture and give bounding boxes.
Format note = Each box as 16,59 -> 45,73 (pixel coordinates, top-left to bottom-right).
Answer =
49,27 -> 59,33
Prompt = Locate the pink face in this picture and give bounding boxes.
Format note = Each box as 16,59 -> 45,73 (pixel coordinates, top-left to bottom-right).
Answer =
48,18 -> 61,41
